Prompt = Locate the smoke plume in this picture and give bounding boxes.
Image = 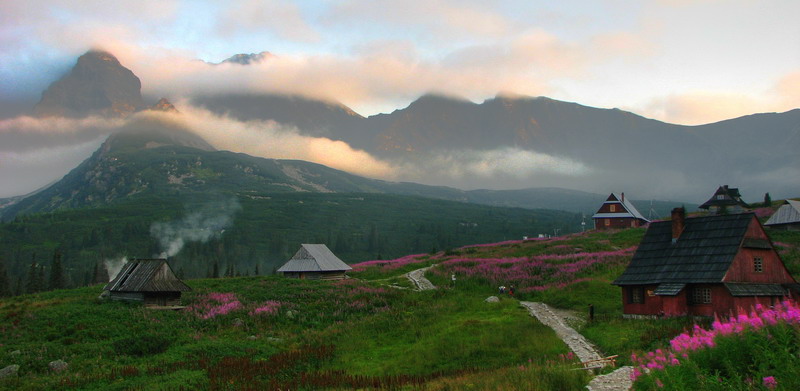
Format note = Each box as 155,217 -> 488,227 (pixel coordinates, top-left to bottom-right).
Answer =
150,197 -> 241,258
104,256 -> 128,282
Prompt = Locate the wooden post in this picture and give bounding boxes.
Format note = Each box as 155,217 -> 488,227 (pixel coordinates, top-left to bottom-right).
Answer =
588,304 -> 594,321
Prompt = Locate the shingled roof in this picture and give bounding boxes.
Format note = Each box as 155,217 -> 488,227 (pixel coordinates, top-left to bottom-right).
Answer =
613,213 -> 756,286
765,200 -> 800,227
699,185 -> 749,210
277,244 -> 352,273
104,259 -> 191,292
591,193 -> 649,222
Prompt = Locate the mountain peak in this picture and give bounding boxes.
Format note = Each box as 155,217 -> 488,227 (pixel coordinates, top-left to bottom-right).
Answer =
220,51 -> 273,65
79,50 -> 122,66
33,50 -> 145,118
149,98 -> 179,113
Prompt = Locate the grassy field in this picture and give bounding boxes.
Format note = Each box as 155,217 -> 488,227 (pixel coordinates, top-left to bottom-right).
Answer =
2,205 -> 799,390
0,275 -> 588,390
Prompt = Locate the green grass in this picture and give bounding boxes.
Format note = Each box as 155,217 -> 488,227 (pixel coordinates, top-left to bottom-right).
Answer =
3,218 -> 798,390
0,276 -> 581,390
323,290 -> 567,375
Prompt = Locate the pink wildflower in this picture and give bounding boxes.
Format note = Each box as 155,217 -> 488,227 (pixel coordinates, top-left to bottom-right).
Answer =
763,376 -> 777,390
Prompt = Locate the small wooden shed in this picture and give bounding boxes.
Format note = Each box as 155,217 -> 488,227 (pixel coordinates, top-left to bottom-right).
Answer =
277,244 -> 352,280
104,259 -> 191,306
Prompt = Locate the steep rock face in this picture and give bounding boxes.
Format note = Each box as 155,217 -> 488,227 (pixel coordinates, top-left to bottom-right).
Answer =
149,98 -> 179,113
220,51 -> 273,65
33,50 -> 145,118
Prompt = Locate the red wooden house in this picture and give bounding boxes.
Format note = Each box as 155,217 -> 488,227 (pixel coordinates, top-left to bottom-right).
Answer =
592,193 -> 650,230
613,208 -> 797,318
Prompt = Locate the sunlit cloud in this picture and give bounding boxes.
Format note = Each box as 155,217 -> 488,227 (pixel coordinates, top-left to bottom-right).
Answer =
217,0 -> 320,43
419,148 -> 591,179
157,104 -> 397,179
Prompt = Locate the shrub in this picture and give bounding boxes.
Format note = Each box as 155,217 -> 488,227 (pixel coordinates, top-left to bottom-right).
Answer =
113,333 -> 172,356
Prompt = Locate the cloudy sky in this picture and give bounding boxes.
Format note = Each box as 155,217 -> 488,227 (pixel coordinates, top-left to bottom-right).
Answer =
2,0 -> 799,123
1,0 -> 798,200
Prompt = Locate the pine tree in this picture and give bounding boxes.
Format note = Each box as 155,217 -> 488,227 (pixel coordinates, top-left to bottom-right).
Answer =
254,263 -> 260,276
92,262 -> 109,284
26,262 -> 41,293
0,259 -> 11,297
212,260 -> 219,278
49,250 -> 66,290
764,193 -> 772,207
14,279 -> 23,296
37,264 -> 45,292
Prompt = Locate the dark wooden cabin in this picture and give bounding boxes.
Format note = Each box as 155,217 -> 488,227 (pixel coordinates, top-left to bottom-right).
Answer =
592,192 -> 650,230
613,208 -> 797,318
764,200 -> 800,231
699,185 -> 750,215
104,259 -> 191,307
277,244 -> 352,280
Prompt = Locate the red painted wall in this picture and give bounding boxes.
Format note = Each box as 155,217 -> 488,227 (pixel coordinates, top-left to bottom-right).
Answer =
621,285 -> 663,315
594,217 -> 645,230
724,219 -> 796,284
623,284 -> 791,318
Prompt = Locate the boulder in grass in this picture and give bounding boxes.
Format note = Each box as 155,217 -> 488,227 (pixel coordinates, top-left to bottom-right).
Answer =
48,360 -> 68,372
0,365 -> 19,379
485,296 -> 500,303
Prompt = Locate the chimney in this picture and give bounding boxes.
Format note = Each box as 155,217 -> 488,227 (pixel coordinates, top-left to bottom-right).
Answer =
671,207 -> 685,243
621,192 -> 625,202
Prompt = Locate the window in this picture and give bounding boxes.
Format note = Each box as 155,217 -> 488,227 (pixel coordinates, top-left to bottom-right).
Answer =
605,219 -> 611,226
691,287 -> 711,304
754,257 -> 763,273
716,194 -> 725,200
609,204 -> 616,212
629,287 -> 644,304
631,220 -> 637,228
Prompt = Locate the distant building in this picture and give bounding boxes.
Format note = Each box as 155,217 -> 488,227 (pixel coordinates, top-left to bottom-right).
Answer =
277,244 -> 352,280
613,208 -> 797,318
764,200 -> 800,231
699,185 -> 749,214
104,259 -> 191,307
592,193 -> 650,230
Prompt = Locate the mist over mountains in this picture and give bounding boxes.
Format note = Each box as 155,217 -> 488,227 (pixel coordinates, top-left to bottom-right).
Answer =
2,50 -> 798,204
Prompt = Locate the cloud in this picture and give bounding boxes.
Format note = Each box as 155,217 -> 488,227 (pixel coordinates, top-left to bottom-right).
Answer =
637,69 -> 800,125
0,115 -> 124,152
419,147 -> 591,179
217,0 -> 319,43
590,32 -> 654,59
0,137 -> 107,198
326,0 -> 514,41
161,104 -> 398,179
775,71 -> 800,109
642,92 -> 763,125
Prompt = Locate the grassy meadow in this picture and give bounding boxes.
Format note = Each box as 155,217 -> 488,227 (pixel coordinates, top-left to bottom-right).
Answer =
2,204 -> 799,390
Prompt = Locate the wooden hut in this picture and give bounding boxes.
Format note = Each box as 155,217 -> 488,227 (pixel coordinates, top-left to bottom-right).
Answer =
699,185 -> 750,214
613,208 -> 797,318
592,192 -> 650,230
104,259 -> 191,307
764,200 -> 800,231
277,244 -> 352,280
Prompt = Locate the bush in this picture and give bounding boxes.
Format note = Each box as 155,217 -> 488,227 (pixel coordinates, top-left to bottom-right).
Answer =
113,333 -> 172,356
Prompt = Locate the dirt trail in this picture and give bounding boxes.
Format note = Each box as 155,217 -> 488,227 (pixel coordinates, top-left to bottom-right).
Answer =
519,301 -> 633,391
405,266 -> 436,290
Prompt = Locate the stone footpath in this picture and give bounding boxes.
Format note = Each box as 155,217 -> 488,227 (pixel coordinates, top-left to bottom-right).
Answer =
405,266 -> 436,290
520,301 -> 633,391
